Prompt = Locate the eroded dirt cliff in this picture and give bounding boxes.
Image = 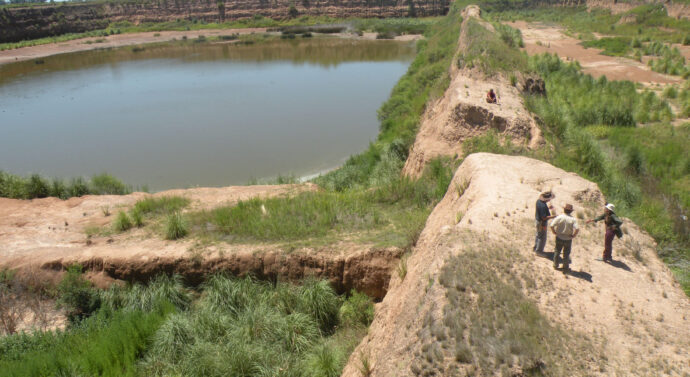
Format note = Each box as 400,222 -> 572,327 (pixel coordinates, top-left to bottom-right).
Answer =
0,0 -> 450,43
403,8 -> 543,178
0,184 -> 401,300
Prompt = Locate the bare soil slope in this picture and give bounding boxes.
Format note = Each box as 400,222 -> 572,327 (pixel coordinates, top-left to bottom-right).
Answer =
402,13 -> 543,177
343,153 -> 690,376
509,21 -> 680,85
0,183 -> 400,299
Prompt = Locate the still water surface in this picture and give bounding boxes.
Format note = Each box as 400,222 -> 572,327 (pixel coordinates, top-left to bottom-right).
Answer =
0,38 -> 415,190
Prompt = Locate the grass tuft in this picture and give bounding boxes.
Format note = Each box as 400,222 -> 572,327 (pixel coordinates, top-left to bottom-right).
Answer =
165,212 -> 188,240
113,210 -> 133,232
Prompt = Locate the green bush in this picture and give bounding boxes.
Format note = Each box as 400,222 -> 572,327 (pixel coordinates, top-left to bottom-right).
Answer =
338,290 -> 374,327
90,173 -> 129,195
130,208 -> 144,227
57,265 -> 101,324
298,278 -> 340,333
138,275 -> 359,377
0,305 -> 171,377
26,174 -> 50,199
165,212 -> 188,240
133,196 -> 190,215
113,210 -> 133,232
0,171 -> 131,200
581,36 -> 631,56
495,22 -> 524,48
528,53 -> 671,127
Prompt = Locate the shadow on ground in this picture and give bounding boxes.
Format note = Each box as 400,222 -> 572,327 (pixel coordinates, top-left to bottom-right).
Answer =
536,251 -> 593,282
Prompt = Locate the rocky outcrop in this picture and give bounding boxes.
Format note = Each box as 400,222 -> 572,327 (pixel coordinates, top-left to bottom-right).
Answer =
0,0 -> 450,43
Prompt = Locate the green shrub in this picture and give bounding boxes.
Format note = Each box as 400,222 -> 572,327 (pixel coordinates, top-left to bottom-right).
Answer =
165,212 -> 188,240
663,85 -> 678,99
117,275 -> 191,312
0,305 -> 171,377
89,173 -> 129,195
302,344 -> 344,377
130,208 -> 144,227
626,145 -> 645,174
68,177 -> 90,198
338,290 -> 374,327
495,22 -> 524,48
297,278 -> 340,333
134,196 -> 190,215
113,210 -> 133,232
25,174 -> 49,199
581,36 -> 631,56
57,265 -> 101,324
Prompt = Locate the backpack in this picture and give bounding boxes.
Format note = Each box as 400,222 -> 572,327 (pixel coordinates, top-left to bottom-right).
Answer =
613,217 -> 623,239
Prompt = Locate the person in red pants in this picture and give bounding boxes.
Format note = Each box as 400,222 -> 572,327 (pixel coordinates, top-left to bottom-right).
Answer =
587,203 -> 623,262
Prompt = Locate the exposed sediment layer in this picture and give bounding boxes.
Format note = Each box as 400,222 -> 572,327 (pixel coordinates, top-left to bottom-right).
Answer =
402,8 -> 543,177
0,184 -> 401,300
0,0 -> 450,43
36,247 -> 402,300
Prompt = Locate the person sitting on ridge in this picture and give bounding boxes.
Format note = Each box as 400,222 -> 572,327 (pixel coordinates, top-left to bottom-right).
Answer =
486,88 -> 497,104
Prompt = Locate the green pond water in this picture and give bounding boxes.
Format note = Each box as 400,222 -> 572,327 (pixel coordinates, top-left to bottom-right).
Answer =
0,37 -> 415,191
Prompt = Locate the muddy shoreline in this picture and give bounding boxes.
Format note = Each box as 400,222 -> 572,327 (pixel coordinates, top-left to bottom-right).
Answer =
0,29 -> 422,66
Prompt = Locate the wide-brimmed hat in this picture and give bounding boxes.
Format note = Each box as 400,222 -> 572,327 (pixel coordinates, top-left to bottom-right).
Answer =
539,191 -> 555,201
605,203 -> 615,212
564,203 -> 574,212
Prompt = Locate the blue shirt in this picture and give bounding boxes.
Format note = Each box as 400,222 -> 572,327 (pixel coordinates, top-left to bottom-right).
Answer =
535,199 -> 550,226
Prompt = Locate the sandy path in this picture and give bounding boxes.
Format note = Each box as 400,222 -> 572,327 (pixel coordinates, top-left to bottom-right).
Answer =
0,28 -> 268,66
508,21 -> 680,85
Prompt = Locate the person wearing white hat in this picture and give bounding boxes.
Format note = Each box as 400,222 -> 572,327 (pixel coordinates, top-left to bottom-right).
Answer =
587,203 -> 623,262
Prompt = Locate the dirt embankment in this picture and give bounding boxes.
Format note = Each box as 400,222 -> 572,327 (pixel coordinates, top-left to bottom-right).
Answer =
0,184 -> 400,300
342,8 -> 690,375
342,153 -> 690,376
0,0 -> 449,43
403,9 -> 543,177
0,28 -> 266,66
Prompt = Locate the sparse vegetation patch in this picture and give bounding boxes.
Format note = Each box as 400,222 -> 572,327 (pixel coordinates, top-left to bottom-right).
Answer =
412,242 -> 600,376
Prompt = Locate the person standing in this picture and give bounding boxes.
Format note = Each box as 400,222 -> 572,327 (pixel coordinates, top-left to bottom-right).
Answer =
533,191 -> 556,254
586,203 -> 623,262
550,203 -> 579,272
